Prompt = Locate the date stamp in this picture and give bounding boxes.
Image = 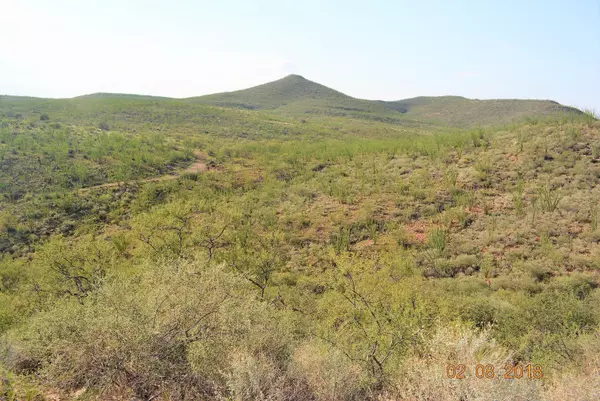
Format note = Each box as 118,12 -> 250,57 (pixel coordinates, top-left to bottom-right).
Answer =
446,363 -> 543,380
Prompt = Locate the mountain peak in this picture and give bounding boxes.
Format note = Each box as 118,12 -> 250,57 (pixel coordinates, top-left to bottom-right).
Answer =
282,74 -> 307,81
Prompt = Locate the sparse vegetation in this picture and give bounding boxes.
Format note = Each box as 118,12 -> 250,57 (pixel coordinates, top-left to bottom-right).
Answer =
0,78 -> 598,400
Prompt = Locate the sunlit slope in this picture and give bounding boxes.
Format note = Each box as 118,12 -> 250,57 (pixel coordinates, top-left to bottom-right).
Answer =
386,96 -> 582,127
2,74 -> 583,130
186,75 -> 582,127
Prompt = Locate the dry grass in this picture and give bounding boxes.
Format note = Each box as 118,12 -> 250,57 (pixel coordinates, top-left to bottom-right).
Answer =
391,326 -> 542,401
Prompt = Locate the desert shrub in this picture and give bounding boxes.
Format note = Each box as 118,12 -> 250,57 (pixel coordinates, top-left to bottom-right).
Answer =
290,340 -> 367,401
0,366 -> 43,401
526,263 -> 554,282
512,180 -> 525,215
224,351 -> 290,401
330,225 -> 351,254
452,254 -> 478,271
490,275 -> 540,294
567,126 -> 581,141
428,228 -> 448,252
537,186 -> 562,212
444,167 -> 459,193
28,235 -> 114,303
421,256 -> 461,278
470,130 -> 482,147
550,274 -> 598,300
452,190 -> 475,208
0,295 -> 22,335
459,298 -> 497,328
0,256 -> 23,294
131,182 -> 173,212
110,233 -> 132,256
494,291 -> 598,367
543,326 -> 600,400
4,258 -> 295,399
393,325 -> 543,400
314,257 -> 437,386
394,226 -> 414,249
547,367 -> 600,401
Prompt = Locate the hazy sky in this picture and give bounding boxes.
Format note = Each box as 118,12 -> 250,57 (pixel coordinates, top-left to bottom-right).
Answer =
1,0 -> 599,110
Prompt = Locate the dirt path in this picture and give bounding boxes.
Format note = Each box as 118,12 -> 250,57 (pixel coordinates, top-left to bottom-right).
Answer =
183,150 -> 208,174
79,150 -> 208,193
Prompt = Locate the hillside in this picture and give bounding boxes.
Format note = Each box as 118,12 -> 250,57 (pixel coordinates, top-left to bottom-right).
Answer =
185,74 -> 354,110
186,75 -> 582,127
0,80 -> 599,401
74,93 -> 173,101
387,96 -> 581,127
3,76 -> 583,129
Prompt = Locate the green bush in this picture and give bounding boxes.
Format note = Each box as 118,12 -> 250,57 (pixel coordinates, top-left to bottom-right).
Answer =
428,228 -> 448,252
5,258 -> 295,399
537,186 -> 562,212
452,254 -> 479,274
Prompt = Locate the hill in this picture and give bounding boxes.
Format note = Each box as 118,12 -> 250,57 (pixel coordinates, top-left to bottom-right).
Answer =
187,75 -> 582,128
0,80 -> 599,400
2,76 -> 583,129
386,95 -> 581,127
185,74 -> 353,110
73,93 -> 173,101
185,74 -> 407,125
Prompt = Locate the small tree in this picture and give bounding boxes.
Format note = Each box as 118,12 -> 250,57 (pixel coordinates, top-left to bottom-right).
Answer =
316,258 -> 428,385
227,228 -> 287,298
40,114 -> 50,121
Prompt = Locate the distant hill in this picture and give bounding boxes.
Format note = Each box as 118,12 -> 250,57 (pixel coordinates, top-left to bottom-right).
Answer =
185,75 -> 352,110
1,76 -> 584,128
385,96 -> 581,127
74,93 -> 173,101
185,75 -> 400,123
186,75 -> 582,128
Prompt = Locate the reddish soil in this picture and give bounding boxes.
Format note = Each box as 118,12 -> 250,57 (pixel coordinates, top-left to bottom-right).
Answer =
405,220 -> 429,243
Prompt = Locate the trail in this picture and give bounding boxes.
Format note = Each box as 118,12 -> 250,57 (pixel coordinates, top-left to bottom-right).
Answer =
79,150 -> 208,193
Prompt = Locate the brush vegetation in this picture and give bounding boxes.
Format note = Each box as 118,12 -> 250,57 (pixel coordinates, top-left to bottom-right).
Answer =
0,78 -> 598,400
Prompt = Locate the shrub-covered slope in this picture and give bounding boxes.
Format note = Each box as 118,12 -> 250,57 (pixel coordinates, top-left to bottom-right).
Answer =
0,92 -> 598,400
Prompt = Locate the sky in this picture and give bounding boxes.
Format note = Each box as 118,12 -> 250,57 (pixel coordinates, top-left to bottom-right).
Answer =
1,0 -> 599,111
